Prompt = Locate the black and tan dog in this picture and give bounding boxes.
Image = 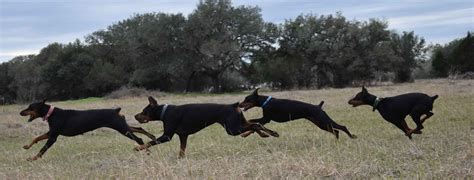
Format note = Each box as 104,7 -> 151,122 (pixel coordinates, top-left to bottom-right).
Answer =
19,100 -> 156,161
238,89 -> 357,139
133,96 -> 279,157
348,86 -> 438,139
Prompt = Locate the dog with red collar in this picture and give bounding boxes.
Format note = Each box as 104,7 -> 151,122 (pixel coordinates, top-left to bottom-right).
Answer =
19,99 -> 156,161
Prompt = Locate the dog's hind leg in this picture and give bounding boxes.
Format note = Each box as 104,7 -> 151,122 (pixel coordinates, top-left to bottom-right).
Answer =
129,126 -> 156,141
408,113 -> 424,136
308,118 -> 339,139
420,112 -> 434,124
23,132 -> 49,150
331,122 -> 357,139
395,120 -> 415,139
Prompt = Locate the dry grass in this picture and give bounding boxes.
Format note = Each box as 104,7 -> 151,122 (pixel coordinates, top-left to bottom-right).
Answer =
0,79 -> 472,178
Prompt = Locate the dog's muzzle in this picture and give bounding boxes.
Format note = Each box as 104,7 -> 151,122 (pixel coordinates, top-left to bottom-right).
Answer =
20,110 -> 38,122
134,114 -> 150,123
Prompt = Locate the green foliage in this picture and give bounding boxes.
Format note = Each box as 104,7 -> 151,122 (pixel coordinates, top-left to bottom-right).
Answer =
449,32 -> 474,73
254,14 -> 396,88
389,31 -> 427,83
430,32 -> 473,76
2,0 -> 469,102
431,49 -> 448,77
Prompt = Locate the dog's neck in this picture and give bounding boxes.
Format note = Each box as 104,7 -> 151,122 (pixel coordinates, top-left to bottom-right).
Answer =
365,94 -> 380,110
152,105 -> 168,121
257,95 -> 272,107
38,104 -> 53,118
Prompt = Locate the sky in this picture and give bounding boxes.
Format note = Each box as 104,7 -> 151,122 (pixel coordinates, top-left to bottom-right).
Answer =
0,0 -> 473,62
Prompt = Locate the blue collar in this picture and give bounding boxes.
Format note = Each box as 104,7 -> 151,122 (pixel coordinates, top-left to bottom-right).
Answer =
261,96 -> 272,107
160,104 -> 168,120
372,97 -> 383,111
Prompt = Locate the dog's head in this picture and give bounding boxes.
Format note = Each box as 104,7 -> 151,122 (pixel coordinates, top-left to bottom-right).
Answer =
134,96 -> 164,123
239,88 -> 262,111
19,99 -> 48,122
348,86 -> 372,107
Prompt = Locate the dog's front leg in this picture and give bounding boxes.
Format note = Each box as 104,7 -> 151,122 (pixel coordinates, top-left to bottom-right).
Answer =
242,123 -> 279,138
27,133 -> 58,161
129,126 -> 156,141
178,134 -> 188,158
135,134 -> 173,151
23,132 -> 49,150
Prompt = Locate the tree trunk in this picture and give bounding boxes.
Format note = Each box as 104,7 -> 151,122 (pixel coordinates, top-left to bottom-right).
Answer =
185,71 -> 196,92
211,74 -> 221,93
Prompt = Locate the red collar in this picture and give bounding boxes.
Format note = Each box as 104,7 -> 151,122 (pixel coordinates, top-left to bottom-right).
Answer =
43,106 -> 55,121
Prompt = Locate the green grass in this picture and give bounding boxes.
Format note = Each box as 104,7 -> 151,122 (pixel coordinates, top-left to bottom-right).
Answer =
61,97 -> 102,104
0,79 -> 472,178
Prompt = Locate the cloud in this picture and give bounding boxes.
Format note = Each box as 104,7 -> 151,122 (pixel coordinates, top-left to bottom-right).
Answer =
388,8 -> 473,29
0,30 -> 94,62
0,49 -> 38,57
0,49 -> 38,62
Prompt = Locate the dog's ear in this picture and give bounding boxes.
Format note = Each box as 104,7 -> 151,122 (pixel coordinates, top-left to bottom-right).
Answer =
148,96 -> 158,106
362,86 -> 367,93
252,88 -> 260,96
42,99 -> 47,104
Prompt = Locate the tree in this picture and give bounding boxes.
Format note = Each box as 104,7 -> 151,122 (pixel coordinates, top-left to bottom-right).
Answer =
449,32 -> 474,73
0,62 -> 14,103
431,49 -> 449,77
390,31 -> 426,83
184,0 -> 267,92
7,55 -> 41,102
41,40 -> 94,99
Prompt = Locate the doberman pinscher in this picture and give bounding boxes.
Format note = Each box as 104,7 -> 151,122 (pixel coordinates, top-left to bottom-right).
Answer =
133,96 -> 279,157
19,100 -> 156,161
238,89 -> 357,139
348,86 -> 438,139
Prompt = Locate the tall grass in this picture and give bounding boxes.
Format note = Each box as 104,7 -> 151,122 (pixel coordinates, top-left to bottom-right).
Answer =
0,79 -> 472,178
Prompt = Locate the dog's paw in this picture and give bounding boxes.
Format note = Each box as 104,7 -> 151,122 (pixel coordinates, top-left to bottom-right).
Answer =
26,155 -> 39,161
350,135 -> 358,139
258,133 -> 270,138
240,131 -> 254,138
269,131 -> 279,137
413,130 -> 422,134
23,145 -> 31,150
178,152 -> 185,159
134,144 -> 149,151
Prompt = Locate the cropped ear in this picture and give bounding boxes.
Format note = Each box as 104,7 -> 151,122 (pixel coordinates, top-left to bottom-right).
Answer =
148,96 -> 158,106
252,88 -> 260,96
362,86 -> 367,93
42,99 -> 47,104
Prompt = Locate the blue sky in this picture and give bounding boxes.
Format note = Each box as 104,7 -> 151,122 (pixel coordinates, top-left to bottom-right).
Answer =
0,0 -> 472,62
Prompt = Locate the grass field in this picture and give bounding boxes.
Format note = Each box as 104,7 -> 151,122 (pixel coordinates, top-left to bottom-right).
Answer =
0,79 -> 472,178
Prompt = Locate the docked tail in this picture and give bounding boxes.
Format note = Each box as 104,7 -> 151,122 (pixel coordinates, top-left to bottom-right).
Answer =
318,101 -> 324,107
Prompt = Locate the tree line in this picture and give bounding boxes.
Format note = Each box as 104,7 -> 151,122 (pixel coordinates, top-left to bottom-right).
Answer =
0,0 -> 472,103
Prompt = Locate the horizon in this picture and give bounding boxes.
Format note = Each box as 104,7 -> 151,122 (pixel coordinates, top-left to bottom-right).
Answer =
1,0 -> 473,63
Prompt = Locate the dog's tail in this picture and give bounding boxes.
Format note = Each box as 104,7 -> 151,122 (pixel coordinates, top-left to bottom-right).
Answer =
232,102 -> 242,113
114,107 -> 125,119
431,95 -> 439,102
318,101 -> 324,108
231,102 -> 240,108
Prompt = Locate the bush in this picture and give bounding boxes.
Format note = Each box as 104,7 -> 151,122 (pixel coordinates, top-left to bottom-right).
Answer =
104,86 -> 166,99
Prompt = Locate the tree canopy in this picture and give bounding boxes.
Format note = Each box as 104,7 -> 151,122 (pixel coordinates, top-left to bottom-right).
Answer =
1,0 -> 470,103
